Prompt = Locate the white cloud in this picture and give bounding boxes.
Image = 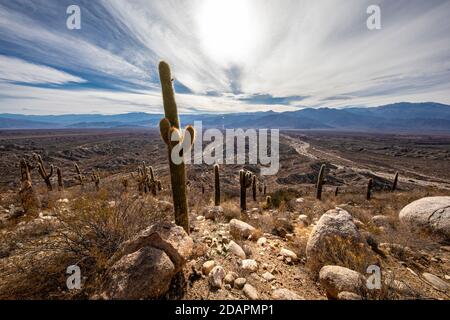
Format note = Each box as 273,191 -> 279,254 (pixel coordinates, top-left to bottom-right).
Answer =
0,55 -> 85,84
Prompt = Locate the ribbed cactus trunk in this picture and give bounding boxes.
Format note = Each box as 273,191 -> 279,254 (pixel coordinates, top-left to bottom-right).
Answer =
240,170 -> 252,211
391,172 -> 399,191
214,164 -> 220,206
316,164 -> 325,200
367,178 -> 373,200
57,167 -> 64,191
252,176 -> 257,201
159,61 -> 194,233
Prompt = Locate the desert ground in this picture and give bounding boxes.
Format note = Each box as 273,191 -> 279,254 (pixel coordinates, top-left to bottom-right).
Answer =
0,129 -> 449,300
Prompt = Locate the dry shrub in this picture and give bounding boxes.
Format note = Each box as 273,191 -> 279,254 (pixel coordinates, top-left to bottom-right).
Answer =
220,200 -> 241,221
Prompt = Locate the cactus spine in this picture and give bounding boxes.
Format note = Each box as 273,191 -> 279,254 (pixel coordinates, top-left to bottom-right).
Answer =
239,170 -> 253,211
252,175 -> 257,201
367,178 -> 373,200
159,61 -> 195,233
34,154 -> 54,191
214,164 -> 220,206
56,167 -> 64,191
392,172 -> 399,191
315,164 -> 325,200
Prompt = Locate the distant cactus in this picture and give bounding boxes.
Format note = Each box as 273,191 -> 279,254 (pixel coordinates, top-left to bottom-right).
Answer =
214,164 -> 220,206
252,175 -> 257,201
258,183 -> 263,193
34,154 -> 54,191
391,172 -> 399,191
315,164 -> 326,200
201,183 -> 205,195
159,61 -> 195,233
156,180 -> 162,191
367,178 -> 373,200
121,177 -> 129,191
263,183 -> 267,195
56,167 -> 64,191
334,186 -> 339,197
74,163 -> 85,187
91,171 -> 100,191
239,170 -> 253,211
266,195 -> 272,207
19,159 -> 40,212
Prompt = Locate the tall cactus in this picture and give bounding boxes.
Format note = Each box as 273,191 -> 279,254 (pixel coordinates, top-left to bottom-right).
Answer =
252,175 -> 257,201
316,164 -> 326,200
214,164 -> 220,206
56,167 -> 64,191
19,159 -> 40,212
391,172 -> 399,191
74,163 -> 85,187
159,61 -> 195,233
239,170 -> 253,211
367,178 -> 373,200
34,154 -> 53,191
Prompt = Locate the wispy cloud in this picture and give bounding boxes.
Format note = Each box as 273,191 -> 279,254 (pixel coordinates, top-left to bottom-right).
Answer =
0,0 -> 449,114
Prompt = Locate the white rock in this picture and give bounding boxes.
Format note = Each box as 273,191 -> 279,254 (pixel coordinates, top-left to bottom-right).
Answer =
262,272 -> 275,282
272,288 -> 303,300
319,265 -> 366,299
422,273 -> 449,291
280,248 -> 298,261
234,278 -> 247,289
202,260 -> 216,276
257,237 -> 267,246
241,259 -> 258,273
229,219 -> 256,240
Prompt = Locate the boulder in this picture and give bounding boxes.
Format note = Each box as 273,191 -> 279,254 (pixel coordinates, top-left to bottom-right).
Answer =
243,284 -> 259,300
422,273 -> 449,291
202,260 -> 216,276
234,278 -> 247,289
229,219 -> 257,240
205,206 -> 224,221
101,222 -> 193,299
337,291 -> 362,300
399,197 -> 450,241
306,208 -> 374,272
101,247 -> 176,299
319,265 -> 366,299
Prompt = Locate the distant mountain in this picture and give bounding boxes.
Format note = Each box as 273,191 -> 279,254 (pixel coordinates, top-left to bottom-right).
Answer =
1,102 -> 449,133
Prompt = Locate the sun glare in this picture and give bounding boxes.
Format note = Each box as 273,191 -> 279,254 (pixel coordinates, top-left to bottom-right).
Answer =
196,0 -> 260,65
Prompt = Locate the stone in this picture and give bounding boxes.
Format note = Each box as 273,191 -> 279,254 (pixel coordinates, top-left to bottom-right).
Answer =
298,214 -> 310,227
280,248 -> 298,262
242,244 -> 253,257
243,284 -> 259,300
224,272 -> 238,286
205,206 -> 224,221
306,208 -> 373,272
371,215 -> 393,229
241,259 -> 258,273
257,237 -> 267,246
399,197 -> 450,241
272,288 -> 303,300
319,265 -> 366,299
227,240 -> 246,259
234,277 -> 247,289
422,273 -> 449,291
229,219 -> 257,240
337,291 -> 362,300
262,272 -> 275,282
209,266 -> 226,289
202,260 -> 216,276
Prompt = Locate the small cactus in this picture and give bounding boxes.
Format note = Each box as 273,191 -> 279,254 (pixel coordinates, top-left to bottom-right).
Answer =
252,175 -> 257,201
91,171 -> 100,191
34,154 -> 54,191
239,170 -> 253,211
367,178 -> 373,200
315,164 -> 326,200
334,186 -> 339,197
159,61 -> 195,233
263,183 -> 267,195
214,164 -> 220,206
391,172 -> 399,191
56,167 -> 64,191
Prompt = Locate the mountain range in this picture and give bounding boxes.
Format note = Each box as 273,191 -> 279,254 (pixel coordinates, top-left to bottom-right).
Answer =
1,102 -> 450,133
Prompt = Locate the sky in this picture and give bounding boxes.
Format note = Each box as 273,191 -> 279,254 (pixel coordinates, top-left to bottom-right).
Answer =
0,0 -> 449,115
